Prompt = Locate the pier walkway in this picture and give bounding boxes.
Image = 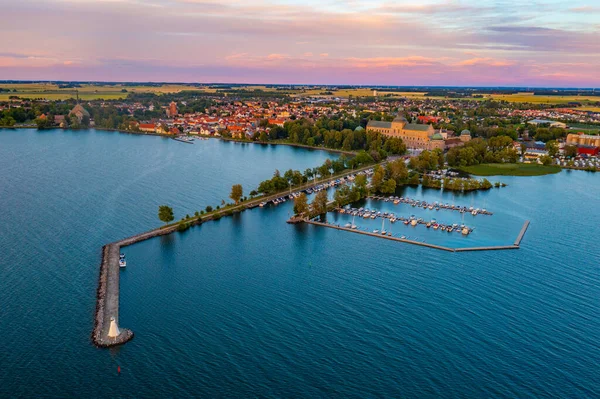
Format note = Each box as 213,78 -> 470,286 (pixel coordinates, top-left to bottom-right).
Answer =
302,219 -> 530,253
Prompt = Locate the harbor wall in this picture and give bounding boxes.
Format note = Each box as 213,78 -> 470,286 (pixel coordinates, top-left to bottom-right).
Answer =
92,244 -> 133,347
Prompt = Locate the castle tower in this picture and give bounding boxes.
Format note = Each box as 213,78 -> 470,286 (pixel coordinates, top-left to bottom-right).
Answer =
108,317 -> 121,338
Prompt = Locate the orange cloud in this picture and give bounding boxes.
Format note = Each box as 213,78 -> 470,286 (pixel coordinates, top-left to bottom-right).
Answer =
456,57 -> 515,67
266,53 -> 289,61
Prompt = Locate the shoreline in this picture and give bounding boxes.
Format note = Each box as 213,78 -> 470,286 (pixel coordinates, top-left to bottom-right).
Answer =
0,125 -> 355,157
219,136 -> 356,156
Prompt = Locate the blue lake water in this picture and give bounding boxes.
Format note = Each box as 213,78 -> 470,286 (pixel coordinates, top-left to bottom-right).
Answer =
1,128 -> 599,397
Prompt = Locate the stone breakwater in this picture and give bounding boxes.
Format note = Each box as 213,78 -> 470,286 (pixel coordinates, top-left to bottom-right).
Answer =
91,163 -> 381,348
92,226 -> 178,347
92,211 -> 243,347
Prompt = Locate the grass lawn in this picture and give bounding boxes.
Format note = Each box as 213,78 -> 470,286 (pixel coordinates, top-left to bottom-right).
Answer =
459,163 -> 562,176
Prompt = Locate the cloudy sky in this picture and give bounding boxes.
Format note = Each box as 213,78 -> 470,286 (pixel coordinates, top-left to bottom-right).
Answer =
2,0 -> 599,86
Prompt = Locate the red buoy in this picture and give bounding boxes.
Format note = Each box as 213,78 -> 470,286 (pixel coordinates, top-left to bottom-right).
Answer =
117,366 -> 121,374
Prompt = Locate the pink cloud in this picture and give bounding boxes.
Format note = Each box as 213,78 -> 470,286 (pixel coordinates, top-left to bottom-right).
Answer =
345,56 -> 442,68
266,53 -> 290,61
1,0 -> 599,86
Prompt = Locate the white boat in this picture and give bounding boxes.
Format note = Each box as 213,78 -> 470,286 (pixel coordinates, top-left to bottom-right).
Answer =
119,253 -> 126,268
410,219 -> 418,226
259,202 -> 266,207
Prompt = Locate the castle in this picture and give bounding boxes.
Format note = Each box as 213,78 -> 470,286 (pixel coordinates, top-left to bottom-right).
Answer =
367,116 -> 471,150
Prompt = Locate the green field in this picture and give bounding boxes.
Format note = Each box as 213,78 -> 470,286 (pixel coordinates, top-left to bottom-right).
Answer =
0,83 -> 202,101
460,163 -> 562,176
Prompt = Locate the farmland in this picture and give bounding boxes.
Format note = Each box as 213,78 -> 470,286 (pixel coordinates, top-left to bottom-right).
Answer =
1,84 -> 599,110
0,83 -> 201,101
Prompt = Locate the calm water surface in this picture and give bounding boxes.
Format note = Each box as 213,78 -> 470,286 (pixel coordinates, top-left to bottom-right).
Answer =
1,128 -> 599,398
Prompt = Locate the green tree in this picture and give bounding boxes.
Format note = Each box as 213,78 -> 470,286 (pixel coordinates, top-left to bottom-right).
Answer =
545,140 -> 559,157
293,193 -> 309,216
230,184 -> 243,204
386,158 -> 409,184
354,174 -> 368,197
370,166 -> 385,192
34,117 -> 52,129
310,190 -> 328,216
333,185 -> 352,207
380,179 -> 397,194
564,145 -> 578,158
158,205 -> 174,224
408,173 -> 420,186
540,155 -> 553,166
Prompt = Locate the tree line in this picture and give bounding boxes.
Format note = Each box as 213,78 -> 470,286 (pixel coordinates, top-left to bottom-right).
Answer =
255,154 -> 374,196
446,137 -> 518,167
248,117 -> 407,159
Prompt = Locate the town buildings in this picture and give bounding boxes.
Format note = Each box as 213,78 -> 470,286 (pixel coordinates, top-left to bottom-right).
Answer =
69,104 -> 90,123
167,101 -> 178,117
566,132 -> 600,148
366,116 -> 471,150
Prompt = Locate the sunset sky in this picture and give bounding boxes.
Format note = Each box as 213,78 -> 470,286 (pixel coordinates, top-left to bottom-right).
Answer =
2,0 -> 599,86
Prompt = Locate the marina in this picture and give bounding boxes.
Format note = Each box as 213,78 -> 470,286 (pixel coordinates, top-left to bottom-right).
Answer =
262,172 -> 364,207
336,207 -> 475,235
367,195 -> 493,216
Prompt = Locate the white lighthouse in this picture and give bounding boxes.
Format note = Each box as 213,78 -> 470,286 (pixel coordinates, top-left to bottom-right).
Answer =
108,317 -> 121,338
